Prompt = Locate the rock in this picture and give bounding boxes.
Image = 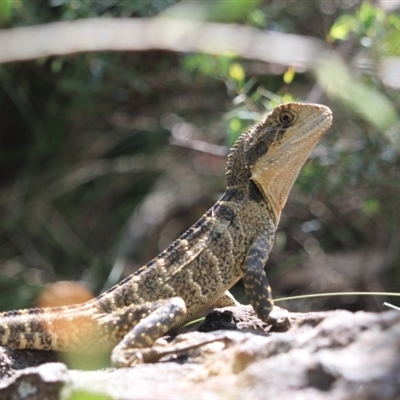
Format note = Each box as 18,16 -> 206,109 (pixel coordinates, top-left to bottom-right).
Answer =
0,362 -> 69,400
0,348 -> 58,381
0,307 -> 399,400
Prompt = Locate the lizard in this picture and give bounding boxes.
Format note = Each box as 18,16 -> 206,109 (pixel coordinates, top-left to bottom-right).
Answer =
0,102 -> 332,367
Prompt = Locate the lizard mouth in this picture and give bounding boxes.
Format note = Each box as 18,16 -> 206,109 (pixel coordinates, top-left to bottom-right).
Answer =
251,103 -> 333,226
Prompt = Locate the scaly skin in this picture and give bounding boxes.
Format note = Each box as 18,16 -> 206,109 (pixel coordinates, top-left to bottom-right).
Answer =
0,102 -> 332,366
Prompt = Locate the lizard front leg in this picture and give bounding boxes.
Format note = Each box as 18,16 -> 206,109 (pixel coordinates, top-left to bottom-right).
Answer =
103,297 -> 187,367
242,234 -> 290,329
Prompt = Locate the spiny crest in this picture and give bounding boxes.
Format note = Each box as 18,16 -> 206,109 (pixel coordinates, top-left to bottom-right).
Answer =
226,130 -> 251,186
226,130 -> 249,176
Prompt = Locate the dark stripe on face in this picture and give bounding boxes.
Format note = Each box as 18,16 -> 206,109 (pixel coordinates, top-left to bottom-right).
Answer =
249,180 -> 264,203
246,126 -> 288,167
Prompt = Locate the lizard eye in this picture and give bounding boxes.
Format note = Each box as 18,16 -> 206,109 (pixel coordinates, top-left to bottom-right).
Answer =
278,110 -> 296,126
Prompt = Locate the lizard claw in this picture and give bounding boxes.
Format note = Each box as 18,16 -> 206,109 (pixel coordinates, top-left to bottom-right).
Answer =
266,307 -> 291,332
111,350 -> 144,367
267,315 -> 291,331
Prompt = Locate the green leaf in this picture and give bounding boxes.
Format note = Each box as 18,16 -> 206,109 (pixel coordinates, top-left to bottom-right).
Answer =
229,63 -> 245,86
283,67 -> 295,84
380,29 -> 400,56
0,0 -> 13,24
362,198 -> 380,216
282,93 -> 294,103
247,8 -> 266,28
329,15 -> 356,41
162,0 -> 260,23
316,52 -> 400,147
358,2 -> 385,27
228,117 -> 243,144
68,390 -> 112,400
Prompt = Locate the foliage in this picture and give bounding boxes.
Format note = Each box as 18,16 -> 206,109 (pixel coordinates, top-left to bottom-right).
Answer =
0,0 -> 399,315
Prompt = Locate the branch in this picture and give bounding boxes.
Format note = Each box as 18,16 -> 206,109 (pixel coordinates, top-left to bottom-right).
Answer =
0,17 -> 397,138
0,17 -> 323,68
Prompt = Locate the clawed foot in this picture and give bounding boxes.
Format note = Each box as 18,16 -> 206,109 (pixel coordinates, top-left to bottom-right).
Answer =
111,349 -> 145,367
111,332 -> 228,367
267,307 -> 291,332
111,338 -> 170,367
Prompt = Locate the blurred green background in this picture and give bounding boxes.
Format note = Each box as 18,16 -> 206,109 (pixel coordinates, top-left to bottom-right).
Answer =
1,0 -> 400,315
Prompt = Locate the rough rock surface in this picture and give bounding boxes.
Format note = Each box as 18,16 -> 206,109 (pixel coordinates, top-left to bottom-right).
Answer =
0,306 -> 399,400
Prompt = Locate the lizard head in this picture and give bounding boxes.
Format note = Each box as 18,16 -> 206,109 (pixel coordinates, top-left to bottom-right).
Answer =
227,102 -> 332,226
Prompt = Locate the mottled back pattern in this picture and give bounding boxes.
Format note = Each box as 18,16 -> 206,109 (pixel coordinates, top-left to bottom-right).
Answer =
0,103 -> 332,362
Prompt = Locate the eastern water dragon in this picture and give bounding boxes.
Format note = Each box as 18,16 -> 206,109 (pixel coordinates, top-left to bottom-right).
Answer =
0,102 -> 332,367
